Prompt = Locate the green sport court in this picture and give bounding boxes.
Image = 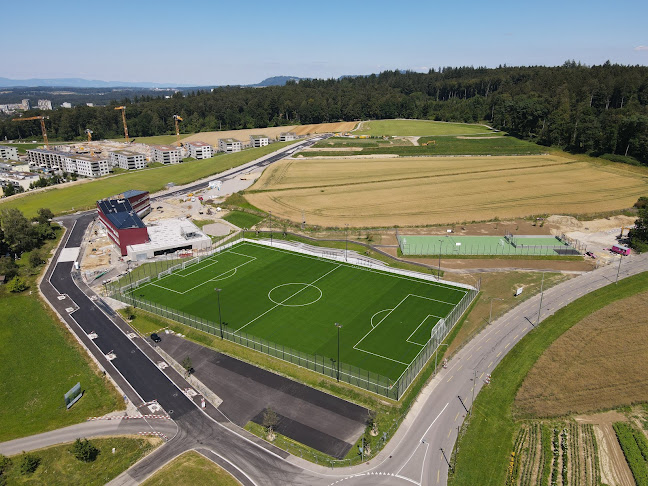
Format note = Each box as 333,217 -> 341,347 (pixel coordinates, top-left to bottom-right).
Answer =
124,241 -> 473,389
397,234 -> 579,256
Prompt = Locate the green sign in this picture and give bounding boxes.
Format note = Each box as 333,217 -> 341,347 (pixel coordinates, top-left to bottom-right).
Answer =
64,382 -> 83,409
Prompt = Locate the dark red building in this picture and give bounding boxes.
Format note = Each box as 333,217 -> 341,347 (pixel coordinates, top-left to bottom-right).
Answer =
97,194 -> 150,256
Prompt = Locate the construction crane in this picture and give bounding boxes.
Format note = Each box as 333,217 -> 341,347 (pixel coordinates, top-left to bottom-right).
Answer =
173,115 -> 183,146
12,116 -> 50,148
114,106 -> 129,142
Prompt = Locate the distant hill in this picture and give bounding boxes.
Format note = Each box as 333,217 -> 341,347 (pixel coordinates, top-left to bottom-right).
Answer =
249,76 -> 303,87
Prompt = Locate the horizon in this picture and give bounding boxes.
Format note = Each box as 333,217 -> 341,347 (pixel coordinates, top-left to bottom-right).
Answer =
2,0 -> 646,86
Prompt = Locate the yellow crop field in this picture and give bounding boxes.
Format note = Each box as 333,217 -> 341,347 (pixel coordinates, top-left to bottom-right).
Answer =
291,122 -> 358,135
246,155 -> 648,227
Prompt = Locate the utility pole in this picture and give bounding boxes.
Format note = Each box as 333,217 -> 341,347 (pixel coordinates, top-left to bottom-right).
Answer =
269,211 -> 273,246
616,255 -> 623,284
536,272 -> 545,326
438,239 -> 443,278
345,224 -> 349,262
335,323 -> 342,381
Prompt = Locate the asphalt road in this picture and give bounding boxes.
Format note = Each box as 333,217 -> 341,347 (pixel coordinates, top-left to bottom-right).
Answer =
23,139 -> 648,485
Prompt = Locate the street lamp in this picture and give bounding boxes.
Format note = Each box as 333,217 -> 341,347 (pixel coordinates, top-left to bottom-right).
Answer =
489,297 -> 505,324
345,224 -> 349,262
335,323 -> 342,381
269,211 -> 273,246
438,239 -> 443,278
127,260 -> 135,307
435,343 -> 449,374
215,288 -> 223,339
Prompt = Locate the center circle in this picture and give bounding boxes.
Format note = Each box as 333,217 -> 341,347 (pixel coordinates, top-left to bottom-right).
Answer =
268,283 -> 323,307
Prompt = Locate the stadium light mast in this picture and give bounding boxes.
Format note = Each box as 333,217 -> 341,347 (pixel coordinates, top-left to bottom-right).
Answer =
269,211 -> 273,246
438,239 -> 443,278
215,288 -> 223,338
345,224 -> 349,262
335,323 -> 342,382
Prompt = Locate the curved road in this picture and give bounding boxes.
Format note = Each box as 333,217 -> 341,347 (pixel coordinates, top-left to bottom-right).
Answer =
25,141 -> 648,485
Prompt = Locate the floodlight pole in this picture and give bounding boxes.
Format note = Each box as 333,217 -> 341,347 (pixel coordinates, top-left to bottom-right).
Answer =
345,224 -> 349,262
616,254 -> 623,284
536,272 -> 545,326
269,211 -> 273,246
127,260 -> 135,307
215,288 -> 223,338
335,323 -> 342,381
438,239 -> 443,278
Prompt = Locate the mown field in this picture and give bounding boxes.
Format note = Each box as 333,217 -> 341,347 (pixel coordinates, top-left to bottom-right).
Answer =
246,155 -> 648,227
448,271 -> 648,486
142,451 -> 240,486
222,209 -> 265,228
302,134 -> 543,157
515,290 -> 648,417
354,119 -> 493,136
0,142 -> 294,218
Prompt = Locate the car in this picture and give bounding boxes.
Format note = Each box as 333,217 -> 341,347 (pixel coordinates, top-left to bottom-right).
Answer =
150,333 -> 161,343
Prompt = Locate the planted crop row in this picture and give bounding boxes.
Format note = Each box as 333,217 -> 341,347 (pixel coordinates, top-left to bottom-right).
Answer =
507,427 -> 528,486
541,425 -> 553,486
520,423 -> 541,486
569,423 -> 580,486
613,422 -> 648,486
552,428 -> 560,486
561,429 -> 569,486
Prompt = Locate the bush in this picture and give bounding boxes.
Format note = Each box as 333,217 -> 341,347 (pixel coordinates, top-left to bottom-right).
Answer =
19,453 -> 40,475
7,276 -> 28,293
124,306 -> 136,320
69,438 -> 100,462
0,256 -> 18,280
29,249 -> 45,268
0,455 -> 11,475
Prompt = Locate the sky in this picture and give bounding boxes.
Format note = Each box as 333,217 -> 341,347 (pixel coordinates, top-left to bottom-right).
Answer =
2,0 -> 647,86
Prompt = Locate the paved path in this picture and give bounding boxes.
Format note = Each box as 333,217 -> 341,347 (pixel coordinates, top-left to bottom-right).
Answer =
0,418 -> 178,456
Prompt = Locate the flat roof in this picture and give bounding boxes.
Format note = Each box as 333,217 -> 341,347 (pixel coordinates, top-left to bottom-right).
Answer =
186,141 -> 212,147
110,149 -> 145,156
127,218 -> 210,252
219,138 -> 240,143
152,145 -> 180,151
121,189 -> 148,199
250,135 -> 268,139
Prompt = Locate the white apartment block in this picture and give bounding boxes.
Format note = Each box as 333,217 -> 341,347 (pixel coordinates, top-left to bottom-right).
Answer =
26,148 -> 109,178
37,100 -> 53,110
61,102 -> 72,108
0,171 -> 39,191
151,145 -> 182,164
73,156 -> 110,177
0,146 -> 19,161
250,135 -> 269,148
185,141 -> 214,159
109,150 -> 147,170
218,138 -> 242,153
279,132 -> 297,142
27,149 -> 66,170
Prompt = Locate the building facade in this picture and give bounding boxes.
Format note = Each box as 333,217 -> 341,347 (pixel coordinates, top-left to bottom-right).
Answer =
250,135 -> 269,148
0,146 -> 19,161
151,145 -> 182,164
97,197 -> 150,256
279,132 -> 297,142
185,141 -> 214,159
37,100 -> 53,110
218,138 -> 242,153
109,150 -> 147,170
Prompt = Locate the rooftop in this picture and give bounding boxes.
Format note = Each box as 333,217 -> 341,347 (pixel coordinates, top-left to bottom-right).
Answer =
97,198 -> 146,230
152,145 -> 180,151
111,149 -> 145,156
219,138 -> 240,144
250,135 -> 268,140
127,218 -> 210,253
121,189 -> 148,199
185,141 -> 212,147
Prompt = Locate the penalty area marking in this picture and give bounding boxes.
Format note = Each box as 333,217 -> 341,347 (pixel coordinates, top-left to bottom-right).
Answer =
370,309 -> 392,329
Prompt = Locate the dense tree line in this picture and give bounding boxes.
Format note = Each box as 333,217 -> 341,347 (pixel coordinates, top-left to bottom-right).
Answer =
1,61 -> 647,163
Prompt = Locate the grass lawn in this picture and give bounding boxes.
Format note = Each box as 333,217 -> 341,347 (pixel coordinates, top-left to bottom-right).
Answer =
120,241 -> 469,383
0,141 -> 295,219
141,450 -> 239,486
222,210 -> 265,228
300,135 -> 543,157
448,271 -> 648,486
2,437 -> 159,485
0,292 -> 123,442
354,119 -> 493,137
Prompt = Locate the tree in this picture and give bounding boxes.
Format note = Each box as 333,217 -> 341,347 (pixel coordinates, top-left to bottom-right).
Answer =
262,407 -> 279,441
0,256 -> 18,279
34,208 -> 54,224
123,306 -> 136,320
19,453 -> 40,475
181,356 -> 193,376
0,208 -> 37,253
69,438 -> 99,462
2,184 -> 14,197
7,276 -> 28,293
34,222 -> 56,242
29,249 -> 45,268
628,207 -> 648,252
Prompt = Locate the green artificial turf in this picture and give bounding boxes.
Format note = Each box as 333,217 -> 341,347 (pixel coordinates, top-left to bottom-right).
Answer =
123,241 -> 468,382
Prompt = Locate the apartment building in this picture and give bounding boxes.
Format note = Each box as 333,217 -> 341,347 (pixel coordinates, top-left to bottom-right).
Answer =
151,145 -> 182,164
218,138 -> 242,153
279,132 -> 297,142
109,149 -> 147,170
184,141 -> 214,159
250,135 -> 269,148
0,145 -> 19,161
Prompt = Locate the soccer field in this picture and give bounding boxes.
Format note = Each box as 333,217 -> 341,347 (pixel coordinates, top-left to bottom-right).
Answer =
120,241 -> 475,398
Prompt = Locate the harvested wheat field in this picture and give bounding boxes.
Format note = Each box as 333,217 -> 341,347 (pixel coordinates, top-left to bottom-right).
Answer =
182,126 -> 296,145
291,122 -> 357,135
246,155 -> 648,227
514,290 -> 648,418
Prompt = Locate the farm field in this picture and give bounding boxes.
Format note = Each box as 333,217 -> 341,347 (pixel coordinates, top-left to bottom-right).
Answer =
246,155 -> 648,227
449,271 -> 648,486
514,290 -> 648,418
119,241 -> 471,385
354,119 -> 493,136
302,134 -> 543,157
0,142 -> 294,218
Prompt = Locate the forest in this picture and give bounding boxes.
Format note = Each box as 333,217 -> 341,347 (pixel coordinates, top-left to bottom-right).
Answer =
1,62 -> 647,164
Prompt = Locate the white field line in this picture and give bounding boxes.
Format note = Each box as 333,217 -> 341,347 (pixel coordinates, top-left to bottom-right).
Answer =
353,347 -> 410,366
354,294 -> 410,349
233,264 -> 341,335
406,314 -> 444,346
238,241 -> 469,295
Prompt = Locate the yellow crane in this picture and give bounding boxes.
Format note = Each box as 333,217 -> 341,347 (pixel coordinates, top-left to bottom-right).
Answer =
173,115 -> 183,146
12,115 -> 50,148
114,106 -> 129,142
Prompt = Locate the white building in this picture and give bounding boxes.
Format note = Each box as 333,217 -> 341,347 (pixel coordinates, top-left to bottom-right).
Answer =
27,149 -> 66,170
126,218 -> 212,261
151,145 -> 182,164
66,155 -> 110,178
185,141 -> 214,159
218,138 -> 242,153
0,146 -> 19,161
109,149 -> 147,170
61,102 -> 72,108
250,135 -> 269,148
37,100 -> 53,110
279,132 -> 297,142
0,171 -> 40,191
